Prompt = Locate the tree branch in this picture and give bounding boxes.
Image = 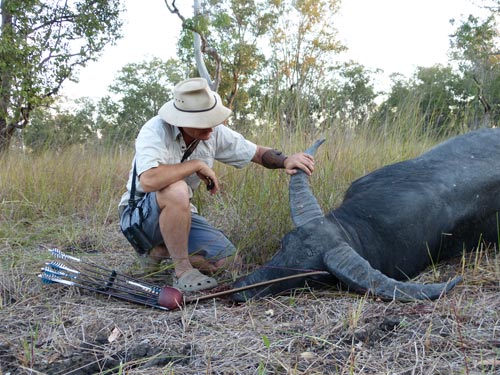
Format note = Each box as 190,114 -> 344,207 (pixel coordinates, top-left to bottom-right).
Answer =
164,0 -> 221,91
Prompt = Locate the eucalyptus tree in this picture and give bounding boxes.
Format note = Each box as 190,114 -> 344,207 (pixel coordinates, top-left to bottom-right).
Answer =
449,14 -> 500,127
97,57 -> 185,145
377,66 -> 466,135
322,62 -> 378,129
263,0 -> 346,131
0,0 -> 124,152
168,0 -> 275,125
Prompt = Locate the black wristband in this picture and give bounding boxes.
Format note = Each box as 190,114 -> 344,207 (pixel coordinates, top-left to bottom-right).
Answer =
262,149 -> 288,169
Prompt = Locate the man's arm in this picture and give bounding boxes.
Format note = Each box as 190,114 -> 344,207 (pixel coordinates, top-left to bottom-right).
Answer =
139,159 -> 218,193
252,145 -> 315,176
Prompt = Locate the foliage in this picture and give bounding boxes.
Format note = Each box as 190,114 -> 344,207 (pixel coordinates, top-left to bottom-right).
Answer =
373,6 -> 500,134
449,14 -> 500,127
9,0 -> 500,152
266,0 -> 345,95
260,0 -> 346,131
97,57 -> 185,146
178,0 -> 276,120
0,0 -> 124,152
22,98 -> 99,152
376,66 -> 468,136
320,62 -> 379,129
176,0 -> 347,132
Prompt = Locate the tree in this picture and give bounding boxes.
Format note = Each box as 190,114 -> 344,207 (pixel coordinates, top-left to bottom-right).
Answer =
166,0 -> 221,90
323,62 -> 379,128
22,98 -> 98,151
376,66 -> 467,135
267,0 -> 344,94
449,14 -> 500,127
172,0 -> 275,121
98,57 -> 185,145
0,0 -> 124,152
168,0 -> 345,131
264,0 -> 345,131
413,65 -> 467,131
204,0 -> 274,115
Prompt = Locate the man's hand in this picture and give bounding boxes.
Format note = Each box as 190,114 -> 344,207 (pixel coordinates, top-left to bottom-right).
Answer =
283,152 -> 315,176
252,146 -> 315,176
196,164 -> 219,194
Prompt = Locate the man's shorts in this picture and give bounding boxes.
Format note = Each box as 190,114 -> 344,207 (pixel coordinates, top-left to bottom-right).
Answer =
120,192 -> 236,261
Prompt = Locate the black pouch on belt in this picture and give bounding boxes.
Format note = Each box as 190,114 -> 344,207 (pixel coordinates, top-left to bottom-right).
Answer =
122,223 -> 153,255
120,162 -> 154,255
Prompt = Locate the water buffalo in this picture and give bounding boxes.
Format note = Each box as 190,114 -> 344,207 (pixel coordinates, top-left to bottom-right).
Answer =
232,128 -> 500,301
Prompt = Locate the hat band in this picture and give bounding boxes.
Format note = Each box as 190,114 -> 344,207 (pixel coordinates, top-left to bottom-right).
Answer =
173,95 -> 218,113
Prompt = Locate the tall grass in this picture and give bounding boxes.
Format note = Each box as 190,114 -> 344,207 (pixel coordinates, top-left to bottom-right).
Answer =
0,145 -> 132,249
192,101 -> 449,264
1,146 -> 128,217
0,101 -> 458,263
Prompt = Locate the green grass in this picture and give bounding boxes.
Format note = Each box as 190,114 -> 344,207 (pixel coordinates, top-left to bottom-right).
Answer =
0,116 -> 445,264
0,146 -> 131,249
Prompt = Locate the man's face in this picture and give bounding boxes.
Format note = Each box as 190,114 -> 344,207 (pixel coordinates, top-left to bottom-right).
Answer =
182,126 -> 216,141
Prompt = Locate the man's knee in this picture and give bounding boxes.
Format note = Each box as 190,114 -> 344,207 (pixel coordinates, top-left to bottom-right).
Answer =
156,180 -> 190,210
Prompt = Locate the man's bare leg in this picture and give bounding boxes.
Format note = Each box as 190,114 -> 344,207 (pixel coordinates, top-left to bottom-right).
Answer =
155,181 -> 195,278
149,248 -> 239,275
148,246 -> 218,273
153,181 -> 240,278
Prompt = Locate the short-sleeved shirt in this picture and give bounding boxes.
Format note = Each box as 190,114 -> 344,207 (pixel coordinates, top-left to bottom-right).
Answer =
118,115 -> 257,213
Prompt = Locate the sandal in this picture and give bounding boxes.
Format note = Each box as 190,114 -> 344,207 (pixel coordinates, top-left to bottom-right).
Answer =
173,269 -> 218,292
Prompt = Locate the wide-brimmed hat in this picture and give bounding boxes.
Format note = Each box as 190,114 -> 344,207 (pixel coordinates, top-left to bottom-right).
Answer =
158,77 -> 232,128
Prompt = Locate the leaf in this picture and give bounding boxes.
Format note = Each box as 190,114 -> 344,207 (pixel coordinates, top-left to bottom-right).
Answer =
107,326 -> 121,343
262,334 -> 270,349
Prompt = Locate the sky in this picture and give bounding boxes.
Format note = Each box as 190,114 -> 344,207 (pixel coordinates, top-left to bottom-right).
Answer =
61,0 -> 485,101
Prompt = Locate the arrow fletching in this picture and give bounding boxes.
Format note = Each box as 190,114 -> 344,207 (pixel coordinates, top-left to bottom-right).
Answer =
41,267 -> 77,280
38,273 -> 76,287
49,248 -> 81,262
46,261 -> 80,274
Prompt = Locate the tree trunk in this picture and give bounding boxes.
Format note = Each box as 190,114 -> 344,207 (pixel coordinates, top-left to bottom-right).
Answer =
0,0 -> 14,153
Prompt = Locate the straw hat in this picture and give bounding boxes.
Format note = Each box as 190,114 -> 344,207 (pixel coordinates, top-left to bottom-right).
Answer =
158,77 -> 232,128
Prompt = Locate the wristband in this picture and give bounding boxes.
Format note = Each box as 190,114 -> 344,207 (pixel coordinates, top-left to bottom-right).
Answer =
262,149 -> 288,169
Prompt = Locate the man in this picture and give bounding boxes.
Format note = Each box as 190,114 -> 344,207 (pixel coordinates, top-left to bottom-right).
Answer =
119,77 -> 315,292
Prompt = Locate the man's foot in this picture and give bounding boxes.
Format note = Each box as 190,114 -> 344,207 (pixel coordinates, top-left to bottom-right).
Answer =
173,268 -> 218,292
150,245 -> 170,262
188,254 -> 244,275
189,254 -> 217,274
137,245 -> 171,271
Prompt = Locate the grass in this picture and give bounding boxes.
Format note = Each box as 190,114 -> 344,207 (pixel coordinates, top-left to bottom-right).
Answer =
0,145 -> 129,251
0,113 -> 499,374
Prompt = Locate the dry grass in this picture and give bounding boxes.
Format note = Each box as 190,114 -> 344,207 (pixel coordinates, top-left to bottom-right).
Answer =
0,239 -> 498,374
1,126 -> 499,374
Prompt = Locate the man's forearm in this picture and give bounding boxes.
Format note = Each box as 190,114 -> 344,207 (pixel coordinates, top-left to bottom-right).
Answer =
139,160 -> 201,192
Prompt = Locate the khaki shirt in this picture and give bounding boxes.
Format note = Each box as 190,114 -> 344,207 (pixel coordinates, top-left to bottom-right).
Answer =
118,116 -> 257,213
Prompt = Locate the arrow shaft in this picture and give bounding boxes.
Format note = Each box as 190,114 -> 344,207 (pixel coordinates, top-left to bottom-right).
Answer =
186,270 -> 329,303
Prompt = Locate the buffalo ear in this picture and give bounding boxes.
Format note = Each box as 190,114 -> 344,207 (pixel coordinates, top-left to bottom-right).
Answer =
322,245 -> 461,301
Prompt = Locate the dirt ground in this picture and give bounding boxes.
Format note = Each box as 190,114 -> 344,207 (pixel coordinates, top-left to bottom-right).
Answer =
0,226 -> 499,375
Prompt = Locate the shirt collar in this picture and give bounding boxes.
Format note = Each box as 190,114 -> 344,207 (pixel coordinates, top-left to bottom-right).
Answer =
173,126 -> 183,141
162,119 -> 183,142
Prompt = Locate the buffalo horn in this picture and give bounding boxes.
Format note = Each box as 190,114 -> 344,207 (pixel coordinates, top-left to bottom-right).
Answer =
323,244 -> 461,301
289,138 -> 326,227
